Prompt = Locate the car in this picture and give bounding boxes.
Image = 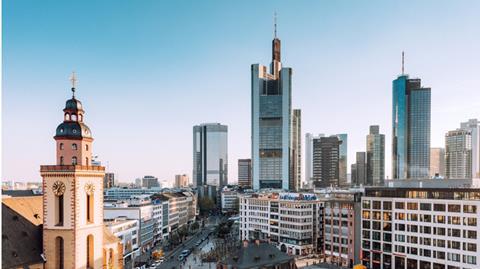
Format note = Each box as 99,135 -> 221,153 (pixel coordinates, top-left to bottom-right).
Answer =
178,254 -> 185,261
148,266 -> 156,269
181,249 -> 190,255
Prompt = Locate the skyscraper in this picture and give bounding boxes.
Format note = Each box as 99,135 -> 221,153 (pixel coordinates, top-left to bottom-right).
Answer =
353,152 -> 366,186
238,159 -> 252,187
193,123 -> 228,188
460,119 -> 480,178
174,174 -> 189,188
312,136 -> 341,187
336,134 -> 348,186
251,22 -> 292,190
430,147 -> 445,178
445,129 -> 472,179
392,58 -> 431,179
142,175 -> 160,188
366,125 -> 385,186
103,172 -> 115,189
305,133 -> 325,188
291,109 -> 302,191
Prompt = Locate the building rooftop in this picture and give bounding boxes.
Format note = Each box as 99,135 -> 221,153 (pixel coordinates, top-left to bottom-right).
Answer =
2,197 -> 44,268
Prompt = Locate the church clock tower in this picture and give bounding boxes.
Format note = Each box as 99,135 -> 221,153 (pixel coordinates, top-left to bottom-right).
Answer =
41,73 -> 105,269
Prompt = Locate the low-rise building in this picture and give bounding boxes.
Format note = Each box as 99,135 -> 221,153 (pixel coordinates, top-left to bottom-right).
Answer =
105,218 -> 140,269
321,191 -> 362,268
361,187 -> 480,269
239,192 -> 323,256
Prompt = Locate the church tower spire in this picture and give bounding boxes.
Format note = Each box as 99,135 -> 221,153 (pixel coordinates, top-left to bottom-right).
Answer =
41,74 -> 107,269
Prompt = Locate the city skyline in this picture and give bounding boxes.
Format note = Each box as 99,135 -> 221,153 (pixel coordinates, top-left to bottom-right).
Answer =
4,1 -> 480,184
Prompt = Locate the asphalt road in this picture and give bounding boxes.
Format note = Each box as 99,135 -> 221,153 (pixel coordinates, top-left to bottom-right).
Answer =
157,226 -> 215,269
153,216 -> 222,269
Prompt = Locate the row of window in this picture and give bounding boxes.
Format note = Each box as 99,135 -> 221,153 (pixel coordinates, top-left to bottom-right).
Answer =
59,143 -> 88,151
59,156 -> 89,166
363,200 -> 477,213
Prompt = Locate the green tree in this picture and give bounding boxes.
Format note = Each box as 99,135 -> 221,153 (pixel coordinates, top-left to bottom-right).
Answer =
199,197 -> 215,215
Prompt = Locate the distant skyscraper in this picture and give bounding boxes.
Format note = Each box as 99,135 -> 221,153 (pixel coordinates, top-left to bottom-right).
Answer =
392,62 -> 431,179
291,109 -> 302,191
312,136 -> 341,187
366,125 -> 385,186
445,129 -> 472,179
174,174 -> 189,188
238,159 -> 252,187
193,123 -> 228,188
251,24 -> 292,190
353,152 -> 366,186
142,175 -> 160,188
430,147 -> 445,178
305,133 -> 323,187
351,164 -> 357,186
336,134 -> 348,185
460,119 -> 480,178
103,172 -> 115,189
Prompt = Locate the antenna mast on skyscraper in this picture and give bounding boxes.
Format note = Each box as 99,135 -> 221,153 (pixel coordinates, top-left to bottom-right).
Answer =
402,51 -> 405,75
274,11 -> 277,38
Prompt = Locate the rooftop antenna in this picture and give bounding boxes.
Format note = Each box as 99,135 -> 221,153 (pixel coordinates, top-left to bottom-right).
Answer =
401,51 -> 405,75
70,71 -> 77,97
274,11 -> 277,38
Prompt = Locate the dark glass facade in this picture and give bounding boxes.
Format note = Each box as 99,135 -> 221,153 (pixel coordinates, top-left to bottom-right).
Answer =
392,75 -> 431,179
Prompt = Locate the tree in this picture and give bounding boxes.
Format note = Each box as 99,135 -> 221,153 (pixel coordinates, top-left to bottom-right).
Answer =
191,221 -> 200,231
199,197 -> 215,215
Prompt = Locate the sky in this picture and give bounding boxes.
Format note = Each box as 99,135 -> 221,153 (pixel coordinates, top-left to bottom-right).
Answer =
3,0 -> 480,185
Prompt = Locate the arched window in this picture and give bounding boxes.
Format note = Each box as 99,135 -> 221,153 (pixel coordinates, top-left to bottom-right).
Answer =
79,114 -> 83,122
86,235 -> 94,269
71,114 -> 77,121
56,194 -> 64,226
86,157 -> 89,166
72,143 -> 78,150
60,156 -> 64,165
65,113 -> 70,121
87,192 -> 94,223
55,236 -> 64,269
85,144 -> 89,151
59,143 -> 64,150
108,248 -> 114,268
72,156 -> 77,165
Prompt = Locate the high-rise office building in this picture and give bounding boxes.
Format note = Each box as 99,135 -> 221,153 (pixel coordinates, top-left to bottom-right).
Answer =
445,129 -> 472,179
392,63 -> 431,179
103,172 -> 115,189
174,174 -> 189,188
460,119 -> 480,178
251,24 -> 292,190
429,147 -> 445,178
366,125 -> 385,186
305,133 -> 325,188
312,136 -> 341,187
351,164 -> 357,186
336,134 -> 348,186
291,109 -> 302,191
142,175 -> 160,188
193,123 -> 228,188
352,152 -> 366,186
238,159 -> 252,187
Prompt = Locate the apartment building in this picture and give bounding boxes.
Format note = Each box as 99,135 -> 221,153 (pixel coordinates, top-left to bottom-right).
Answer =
361,187 -> 480,269
105,218 -> 140,269
239,192 -> 323,256
322,191 -> 362,268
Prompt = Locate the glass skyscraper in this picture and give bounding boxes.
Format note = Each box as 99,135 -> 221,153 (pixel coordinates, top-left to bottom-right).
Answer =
251,29 -> 292,190
291,109 -> 301,191
392,74 -> 431,179
336,133 -> 348,186
366,125 -> 385,185
193,123 -> 228,188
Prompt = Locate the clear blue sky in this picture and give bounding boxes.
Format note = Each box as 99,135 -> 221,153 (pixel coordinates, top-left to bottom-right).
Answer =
3,0 -> 480,185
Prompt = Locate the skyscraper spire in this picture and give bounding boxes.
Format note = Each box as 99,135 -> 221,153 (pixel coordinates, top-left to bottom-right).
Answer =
402,51 -> 405,75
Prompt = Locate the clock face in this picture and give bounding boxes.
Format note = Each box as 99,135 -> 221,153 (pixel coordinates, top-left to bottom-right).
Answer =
52,181 -> 66,196
84,183 -> 95,195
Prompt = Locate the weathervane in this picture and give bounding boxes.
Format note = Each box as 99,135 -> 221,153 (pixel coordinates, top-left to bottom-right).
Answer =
70,71 -> 77,97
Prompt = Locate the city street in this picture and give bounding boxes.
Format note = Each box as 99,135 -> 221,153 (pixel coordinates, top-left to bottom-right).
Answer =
156,216 -> 220,269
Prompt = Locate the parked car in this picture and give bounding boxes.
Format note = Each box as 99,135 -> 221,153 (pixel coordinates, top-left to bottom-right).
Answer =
178,254 -> 185,261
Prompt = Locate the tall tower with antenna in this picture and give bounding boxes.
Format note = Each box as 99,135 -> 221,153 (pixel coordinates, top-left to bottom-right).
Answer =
251,13 -> 294,190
